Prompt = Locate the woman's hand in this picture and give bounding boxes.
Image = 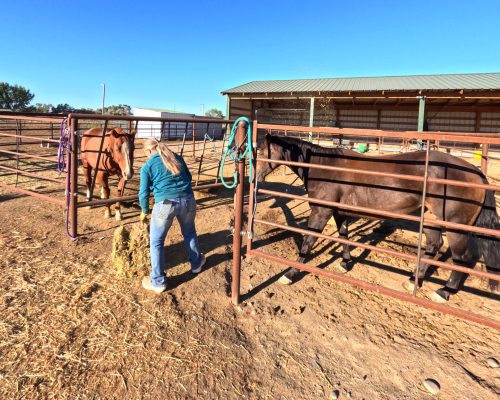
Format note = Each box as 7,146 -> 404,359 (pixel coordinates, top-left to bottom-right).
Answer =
140,212 -> 149,222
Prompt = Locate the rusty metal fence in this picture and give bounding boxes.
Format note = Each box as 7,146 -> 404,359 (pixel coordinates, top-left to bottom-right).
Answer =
0,113 -> 67,206
231,121 -> 500,330
0,112 -> 236,238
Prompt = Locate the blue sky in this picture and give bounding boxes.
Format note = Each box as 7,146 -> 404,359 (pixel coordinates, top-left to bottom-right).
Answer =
1,0 -> 499,115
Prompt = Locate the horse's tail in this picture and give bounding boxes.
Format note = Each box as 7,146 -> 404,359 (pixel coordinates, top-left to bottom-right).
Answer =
474,189 -> 500,291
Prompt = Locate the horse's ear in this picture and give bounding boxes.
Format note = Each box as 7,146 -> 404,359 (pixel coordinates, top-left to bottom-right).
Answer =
109,129 -> 119,138
129,130 -> 137,137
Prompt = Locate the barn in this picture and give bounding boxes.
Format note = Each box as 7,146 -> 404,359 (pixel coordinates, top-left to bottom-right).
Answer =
222,72 -> 500,138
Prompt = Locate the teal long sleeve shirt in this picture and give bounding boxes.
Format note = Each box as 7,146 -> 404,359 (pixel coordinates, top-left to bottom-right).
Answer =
139,153 -> 193,214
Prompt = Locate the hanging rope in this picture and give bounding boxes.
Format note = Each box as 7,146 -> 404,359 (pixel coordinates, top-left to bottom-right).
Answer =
58,118 -> 75,239
57,118 -> 70,174
219,117 -> 253,189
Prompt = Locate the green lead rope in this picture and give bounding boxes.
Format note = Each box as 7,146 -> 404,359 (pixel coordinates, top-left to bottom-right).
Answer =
220,117 -> 253,189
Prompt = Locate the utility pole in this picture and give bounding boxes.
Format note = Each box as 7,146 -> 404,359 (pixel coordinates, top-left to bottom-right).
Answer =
201,104 -> 205,116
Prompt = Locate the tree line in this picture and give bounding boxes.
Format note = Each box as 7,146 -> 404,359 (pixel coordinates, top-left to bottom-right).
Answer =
0,82 -> 224,118
0,82 -> 131,115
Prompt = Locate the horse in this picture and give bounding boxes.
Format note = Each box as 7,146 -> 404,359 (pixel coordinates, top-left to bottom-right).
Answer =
255,133 -> 500,303
80,127 -> 135,221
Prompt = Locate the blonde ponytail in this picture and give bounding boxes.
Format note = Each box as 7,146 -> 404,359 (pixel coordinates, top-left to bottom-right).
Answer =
143,138 -> 182,176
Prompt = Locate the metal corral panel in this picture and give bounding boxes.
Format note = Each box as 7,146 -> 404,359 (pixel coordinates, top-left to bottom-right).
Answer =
222,72 -> 500,94
132,108 -> 223,140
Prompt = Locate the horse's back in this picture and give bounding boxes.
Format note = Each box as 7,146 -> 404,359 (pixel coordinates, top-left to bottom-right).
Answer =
330,148 -> 484,183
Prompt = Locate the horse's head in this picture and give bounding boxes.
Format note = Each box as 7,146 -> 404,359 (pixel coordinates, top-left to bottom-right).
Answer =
256,133 -> 285,183
108,128 -> 136,180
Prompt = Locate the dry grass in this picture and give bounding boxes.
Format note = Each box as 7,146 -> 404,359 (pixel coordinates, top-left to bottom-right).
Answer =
0,230 -> 253,399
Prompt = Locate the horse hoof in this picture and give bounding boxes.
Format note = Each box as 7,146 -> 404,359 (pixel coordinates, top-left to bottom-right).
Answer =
403,280 -> 416,293
104,211 -> 111,219
115,212 -> 122,221
431,290 -> 448,303
278,275 -> 293,285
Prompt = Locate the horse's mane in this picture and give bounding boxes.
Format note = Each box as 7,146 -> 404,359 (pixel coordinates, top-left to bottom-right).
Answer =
269,135 -> 341,155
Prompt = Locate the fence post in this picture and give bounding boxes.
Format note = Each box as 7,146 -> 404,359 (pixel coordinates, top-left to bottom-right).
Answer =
232,119 -> 247,305
246,120 -> 258,253
69,117 -> 79,238
412,139 -> 431,295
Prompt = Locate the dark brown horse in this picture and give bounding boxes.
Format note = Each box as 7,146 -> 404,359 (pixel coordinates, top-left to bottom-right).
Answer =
256,134 -> 499,302
80,127 -> 135,220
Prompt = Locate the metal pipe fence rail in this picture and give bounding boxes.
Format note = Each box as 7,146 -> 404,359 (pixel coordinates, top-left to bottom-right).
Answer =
0,114 -> 67,210
0,112 -> 235,238
261,124 -> 497,176
66,113 -> 236,238
232,121 -> 500,331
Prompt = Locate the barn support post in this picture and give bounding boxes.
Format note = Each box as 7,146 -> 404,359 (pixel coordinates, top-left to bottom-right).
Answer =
69,117 -> 79,239
309,97 -> 315,141
231,119 -> 247,305
226,95 -> 231,121
417,96 -> 426,150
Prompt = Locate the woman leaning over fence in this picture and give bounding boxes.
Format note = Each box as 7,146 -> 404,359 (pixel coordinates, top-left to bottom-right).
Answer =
139,138 -> 205,293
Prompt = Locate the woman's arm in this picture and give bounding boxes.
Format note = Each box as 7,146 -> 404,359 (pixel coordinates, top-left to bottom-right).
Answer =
139,165 -> 152,214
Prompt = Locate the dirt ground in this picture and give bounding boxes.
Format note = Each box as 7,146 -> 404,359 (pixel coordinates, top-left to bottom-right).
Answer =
0,135 -> 499,399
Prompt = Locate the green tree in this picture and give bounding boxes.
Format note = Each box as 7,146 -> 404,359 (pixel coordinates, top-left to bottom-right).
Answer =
101,104 -> 132,115
52,104 -> 75,113
0,82 -> 35,111
205,108 -> 224,118
34,103 -> 54,113
73,107 -> 96,114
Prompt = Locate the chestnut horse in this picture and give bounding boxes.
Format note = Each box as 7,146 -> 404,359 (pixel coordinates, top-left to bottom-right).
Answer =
256,134 -> 499,303
80,127 -> 135,220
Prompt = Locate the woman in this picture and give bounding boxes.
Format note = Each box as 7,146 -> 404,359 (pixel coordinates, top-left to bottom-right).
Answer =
139,138 -> 205,293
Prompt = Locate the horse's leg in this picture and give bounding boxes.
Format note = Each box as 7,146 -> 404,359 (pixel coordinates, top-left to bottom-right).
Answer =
115,177 -> 125,221
334,214 -> 351,272
83,165 -> 92,209
431,231 -> 478,303
279,205 -> 332,285
100,174 -> 112,219
403,227 -> 443,292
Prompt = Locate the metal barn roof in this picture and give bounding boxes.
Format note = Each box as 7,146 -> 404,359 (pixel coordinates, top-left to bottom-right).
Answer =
222,73 -> 500,94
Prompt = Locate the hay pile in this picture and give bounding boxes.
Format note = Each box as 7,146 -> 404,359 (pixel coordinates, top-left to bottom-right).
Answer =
112,223 -> 150,278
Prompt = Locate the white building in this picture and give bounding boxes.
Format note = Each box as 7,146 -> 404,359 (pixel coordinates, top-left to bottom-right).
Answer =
132,107 -> 223,140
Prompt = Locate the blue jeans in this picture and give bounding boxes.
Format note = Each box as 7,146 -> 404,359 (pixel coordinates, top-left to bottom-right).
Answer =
149,195 -> 203,287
